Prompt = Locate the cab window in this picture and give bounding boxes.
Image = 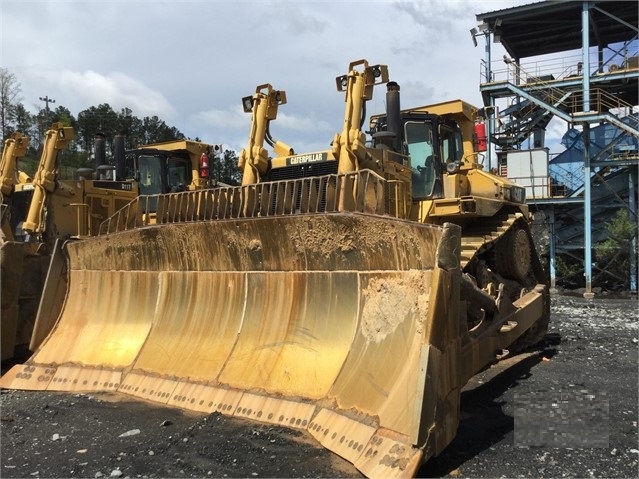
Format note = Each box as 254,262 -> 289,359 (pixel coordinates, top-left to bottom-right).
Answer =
167,157 -> 191,192
138,155 -> 163,196
440,125 -> 463,165
405,121 -> 436,198
124,153 -> 137,180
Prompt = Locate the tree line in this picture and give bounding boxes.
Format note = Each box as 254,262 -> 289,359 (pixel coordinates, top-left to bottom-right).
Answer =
0,68 -> 240,184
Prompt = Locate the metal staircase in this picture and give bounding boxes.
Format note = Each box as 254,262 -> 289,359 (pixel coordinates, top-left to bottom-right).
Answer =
482,58 -> 639,149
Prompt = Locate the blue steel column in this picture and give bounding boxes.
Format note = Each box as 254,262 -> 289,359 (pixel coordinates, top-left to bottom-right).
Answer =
582,1 -> 594,298
548,207 -> 557,293
484,31 -> 493,170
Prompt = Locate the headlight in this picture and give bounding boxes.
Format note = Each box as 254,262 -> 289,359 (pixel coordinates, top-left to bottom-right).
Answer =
446,162 -> 461,174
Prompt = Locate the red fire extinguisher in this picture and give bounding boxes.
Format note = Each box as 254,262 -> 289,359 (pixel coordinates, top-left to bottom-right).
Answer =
474,121 -> 487,152
200,152 -> 209,178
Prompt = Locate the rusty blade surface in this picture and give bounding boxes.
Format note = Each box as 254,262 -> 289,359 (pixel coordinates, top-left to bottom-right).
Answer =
1,214 -> 459,478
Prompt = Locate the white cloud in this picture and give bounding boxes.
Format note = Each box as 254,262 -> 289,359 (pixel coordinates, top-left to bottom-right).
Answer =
194,105 -> 248,130
13,66 -> 175,120
393,0 -> 467,43
2,0 -> 560,156
191,104 -> 335,154
53,70 -> 175,119
274,112 -> 332,134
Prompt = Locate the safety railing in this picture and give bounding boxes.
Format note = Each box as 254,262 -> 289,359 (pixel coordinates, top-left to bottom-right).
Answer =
490,56 -> 638,140
99,170 -> 409,235
567,89 -> 637,117
482,49 -> 639,85
506,175 -> 552,200
483,53 -> 592,84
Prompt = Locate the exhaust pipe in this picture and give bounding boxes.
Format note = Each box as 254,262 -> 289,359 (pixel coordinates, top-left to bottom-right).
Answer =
386,81 -> 401,152
94,133 -> 106,168
114,133 -> 126,181
94,133 -> 111,179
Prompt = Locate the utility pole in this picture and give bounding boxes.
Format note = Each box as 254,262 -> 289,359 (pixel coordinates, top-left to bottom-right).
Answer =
38,96 -> 56,145
39,95 -> 56,112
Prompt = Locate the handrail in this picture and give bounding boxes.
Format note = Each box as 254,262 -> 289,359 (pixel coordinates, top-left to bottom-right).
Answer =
483,50 -> 639,85
489,53 -> 637,117
99,170 -> 408,235
567,89 -> 638,118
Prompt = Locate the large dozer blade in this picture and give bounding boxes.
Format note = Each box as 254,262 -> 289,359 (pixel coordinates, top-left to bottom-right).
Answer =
1,214 -> 466,478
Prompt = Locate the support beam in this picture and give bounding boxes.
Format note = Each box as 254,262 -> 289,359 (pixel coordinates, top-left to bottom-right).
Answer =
582,2 -> 594,299
548,207 -> 557,293
583,123 -> 594,299
484,32 -> 493,170
582,2 -> 591,113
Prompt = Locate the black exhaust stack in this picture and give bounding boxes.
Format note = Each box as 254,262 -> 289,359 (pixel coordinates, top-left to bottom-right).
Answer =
114,133 -> 126,181
386,81 -> 401,152
94,133 -> 106,168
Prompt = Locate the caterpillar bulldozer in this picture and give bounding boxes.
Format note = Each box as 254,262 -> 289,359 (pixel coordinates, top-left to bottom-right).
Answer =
1,131 -> 33,244
1,126 -> 73,361
1,60 -> 548,478
0,124 -> 219,360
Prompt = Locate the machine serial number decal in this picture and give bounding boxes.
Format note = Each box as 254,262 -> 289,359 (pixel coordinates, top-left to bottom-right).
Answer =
93,181 -> 134,191
287,152 -> 327,165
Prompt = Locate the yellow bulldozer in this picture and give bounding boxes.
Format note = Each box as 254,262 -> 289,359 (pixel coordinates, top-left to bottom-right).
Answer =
1,60 -> 548,478
0,124 -> 219,359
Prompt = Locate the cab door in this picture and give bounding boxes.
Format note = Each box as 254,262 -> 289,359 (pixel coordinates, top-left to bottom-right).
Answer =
404,120 -> 443,199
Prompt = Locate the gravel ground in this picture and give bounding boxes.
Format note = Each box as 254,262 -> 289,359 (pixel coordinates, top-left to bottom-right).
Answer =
1,295 -> 638,478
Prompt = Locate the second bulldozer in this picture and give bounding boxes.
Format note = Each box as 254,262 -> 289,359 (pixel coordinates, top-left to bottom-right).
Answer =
0,125 -> 219,359
1,60 -> 549,478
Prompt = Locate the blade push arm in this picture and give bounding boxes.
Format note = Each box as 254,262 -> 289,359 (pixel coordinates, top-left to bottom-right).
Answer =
238,84 -> 293,185
332,60 -> 388,173
0,132 -> 30,197
22,123 -> 74,234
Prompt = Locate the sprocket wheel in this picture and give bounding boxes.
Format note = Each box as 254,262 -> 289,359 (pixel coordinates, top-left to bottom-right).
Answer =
496,226 -> 531,282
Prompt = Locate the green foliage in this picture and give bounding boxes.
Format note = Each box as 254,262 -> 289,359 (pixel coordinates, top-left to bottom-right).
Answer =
555,255 -> 582,279
594,209 -> 637,261
594,209 -> 638,290
13,103 -> 33,138
211,150 -> 241,186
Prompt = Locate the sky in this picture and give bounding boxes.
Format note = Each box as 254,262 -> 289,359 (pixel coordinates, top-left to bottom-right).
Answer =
2,0 -> 561,157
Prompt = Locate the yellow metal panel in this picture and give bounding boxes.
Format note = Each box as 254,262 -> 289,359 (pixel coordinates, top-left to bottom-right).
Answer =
329,270 -> 433,437
48,366 -> 121,392
355,429 -> 424,479
131,271 -> 246,380
308,408 -> 376,465
233,393 -> 317,429
218,271 -> 359,398
167,383 -> 243,414
33,270 -> 157,366
119,372 -> 178,404
0,364 -> 55,390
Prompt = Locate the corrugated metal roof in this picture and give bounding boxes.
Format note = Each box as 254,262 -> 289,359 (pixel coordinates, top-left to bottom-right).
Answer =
476,1 -> 638,59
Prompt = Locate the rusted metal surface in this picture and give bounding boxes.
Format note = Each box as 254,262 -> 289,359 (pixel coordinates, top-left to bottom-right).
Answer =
1,214 -> 455,478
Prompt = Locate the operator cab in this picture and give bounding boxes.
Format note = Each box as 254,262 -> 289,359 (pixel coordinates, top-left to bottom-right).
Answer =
124,148 -> 192,195
372,112 -> 464,200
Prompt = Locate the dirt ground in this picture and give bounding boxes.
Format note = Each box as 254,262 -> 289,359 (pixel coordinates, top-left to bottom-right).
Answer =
1,294 -> 638,478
